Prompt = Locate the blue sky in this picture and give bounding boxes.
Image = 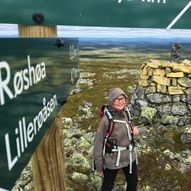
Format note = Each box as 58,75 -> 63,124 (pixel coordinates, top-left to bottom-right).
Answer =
0,24 -> 191,38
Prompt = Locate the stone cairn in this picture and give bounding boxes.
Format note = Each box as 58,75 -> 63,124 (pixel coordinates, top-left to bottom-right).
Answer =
130,59 -> 191,126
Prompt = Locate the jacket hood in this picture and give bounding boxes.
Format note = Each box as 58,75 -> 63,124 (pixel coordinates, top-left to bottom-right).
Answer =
108,88 -> 127,106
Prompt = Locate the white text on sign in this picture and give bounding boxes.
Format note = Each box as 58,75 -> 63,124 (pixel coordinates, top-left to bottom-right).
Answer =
118,0 -> 167,4
0,55 -> 46,106
142,0 -> 166,3
5,95 -> 58,170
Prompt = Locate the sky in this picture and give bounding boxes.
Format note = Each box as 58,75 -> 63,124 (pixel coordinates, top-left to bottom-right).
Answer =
0,24 -> 191,38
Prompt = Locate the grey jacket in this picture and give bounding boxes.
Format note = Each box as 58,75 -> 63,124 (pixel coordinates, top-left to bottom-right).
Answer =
93,106 -> 136,172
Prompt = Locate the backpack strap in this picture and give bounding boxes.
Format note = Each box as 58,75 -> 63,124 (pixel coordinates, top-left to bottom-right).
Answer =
103,105 -> 114,138
125,106 -> 133,121
125,107 -> 135,147
102,105 -> 115,157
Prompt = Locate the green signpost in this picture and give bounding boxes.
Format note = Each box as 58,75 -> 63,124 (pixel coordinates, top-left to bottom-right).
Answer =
0,0 -> 191,29
0,38 -> 79,190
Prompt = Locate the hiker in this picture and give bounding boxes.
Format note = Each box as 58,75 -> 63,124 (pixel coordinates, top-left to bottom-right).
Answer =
93,88 -> 139,191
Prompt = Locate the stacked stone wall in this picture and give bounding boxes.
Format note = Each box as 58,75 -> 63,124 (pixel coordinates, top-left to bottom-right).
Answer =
131,59 -> 191,126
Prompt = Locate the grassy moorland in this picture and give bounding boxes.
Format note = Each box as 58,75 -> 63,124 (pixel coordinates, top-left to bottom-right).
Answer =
61,39 -> 172,128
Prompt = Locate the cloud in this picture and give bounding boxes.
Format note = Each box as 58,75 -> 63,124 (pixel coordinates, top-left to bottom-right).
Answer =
0,24 -> 18,37
57,25 -> 191,38
0,24 -> 191,39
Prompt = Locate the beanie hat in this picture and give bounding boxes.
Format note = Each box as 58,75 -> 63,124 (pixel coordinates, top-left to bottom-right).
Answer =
108,88 -> 127,106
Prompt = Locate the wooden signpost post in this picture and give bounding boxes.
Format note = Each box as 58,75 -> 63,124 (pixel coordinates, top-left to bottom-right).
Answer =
18,25 -> 57,37
31,116 -> 66,191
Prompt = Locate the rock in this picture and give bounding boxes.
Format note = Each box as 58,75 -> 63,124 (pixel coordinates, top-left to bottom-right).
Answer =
160,61 -> 174,68
182,59 -> 191,65
178,77 -> 191,87
83,132 -> 95,144
188,104 -> 191,111
168,86 -> 184,95
160,115 -> 179,125
153,68 -> 165,76
173,64 -> 191,74
62,117 -> 73,129
71,172 -> 88,184
184,88 -> 191,94
78,78 -> 94,88
24,182 -> 34,191
145,86 -> 156,94
163,149 -> 175,159
152,75 -> 170,86
157,103 -> 172,115
185,95 -> 191,104
89,175 -> 102,191
78,101 -> 94,119
80,72 -> 96,78
171,102 -> 187,115
134,86 -> 146,100
147,60 -> 161,68
181,127 -> 191,144
63,129 -> 74,139
70,87 -> 82,95
178,116 -> 191,126
172,95 -> 181,102
171,78 -> 177,86
135,100 -> 148,109
146,93 -> 171,104
64,137 -> 79,148
185,156 -> 191,163
79,137 -> 92,150
140,106 -> 157,124
157,84 -> 167,93
165,67 -> 172,74
139,79 -> 149,87
166,72 -> 184,78
70,152 -> 91,173
165,164 -> 172,171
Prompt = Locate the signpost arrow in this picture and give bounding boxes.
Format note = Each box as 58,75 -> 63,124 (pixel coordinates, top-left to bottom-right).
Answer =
0,0 -> 191,29
167,0 -> 191,29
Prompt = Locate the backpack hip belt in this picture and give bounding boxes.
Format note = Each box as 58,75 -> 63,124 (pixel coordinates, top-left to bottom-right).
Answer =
110,144 -> 138,173
111,146 -> 128,167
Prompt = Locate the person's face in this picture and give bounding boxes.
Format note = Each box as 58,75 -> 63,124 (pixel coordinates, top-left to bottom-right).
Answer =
113,94 -> 127,110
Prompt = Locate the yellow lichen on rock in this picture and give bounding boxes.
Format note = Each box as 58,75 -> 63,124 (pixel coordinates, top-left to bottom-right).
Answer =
153,69 -> 165,76
152,76 -> 170,86
166,72 -> 184,78
138,59 -> 191,95
173,64 -> 191,74
168,86 -> 185,95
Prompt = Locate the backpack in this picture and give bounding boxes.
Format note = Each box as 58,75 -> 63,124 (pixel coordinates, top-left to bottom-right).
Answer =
99,104 -> 135,154
94,104 -> 137,173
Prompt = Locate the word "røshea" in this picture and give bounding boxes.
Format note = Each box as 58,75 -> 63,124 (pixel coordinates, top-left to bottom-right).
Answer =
0,55 -> 46,106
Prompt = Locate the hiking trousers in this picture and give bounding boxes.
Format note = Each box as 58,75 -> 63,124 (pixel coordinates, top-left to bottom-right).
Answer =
101,161 -> 138,191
